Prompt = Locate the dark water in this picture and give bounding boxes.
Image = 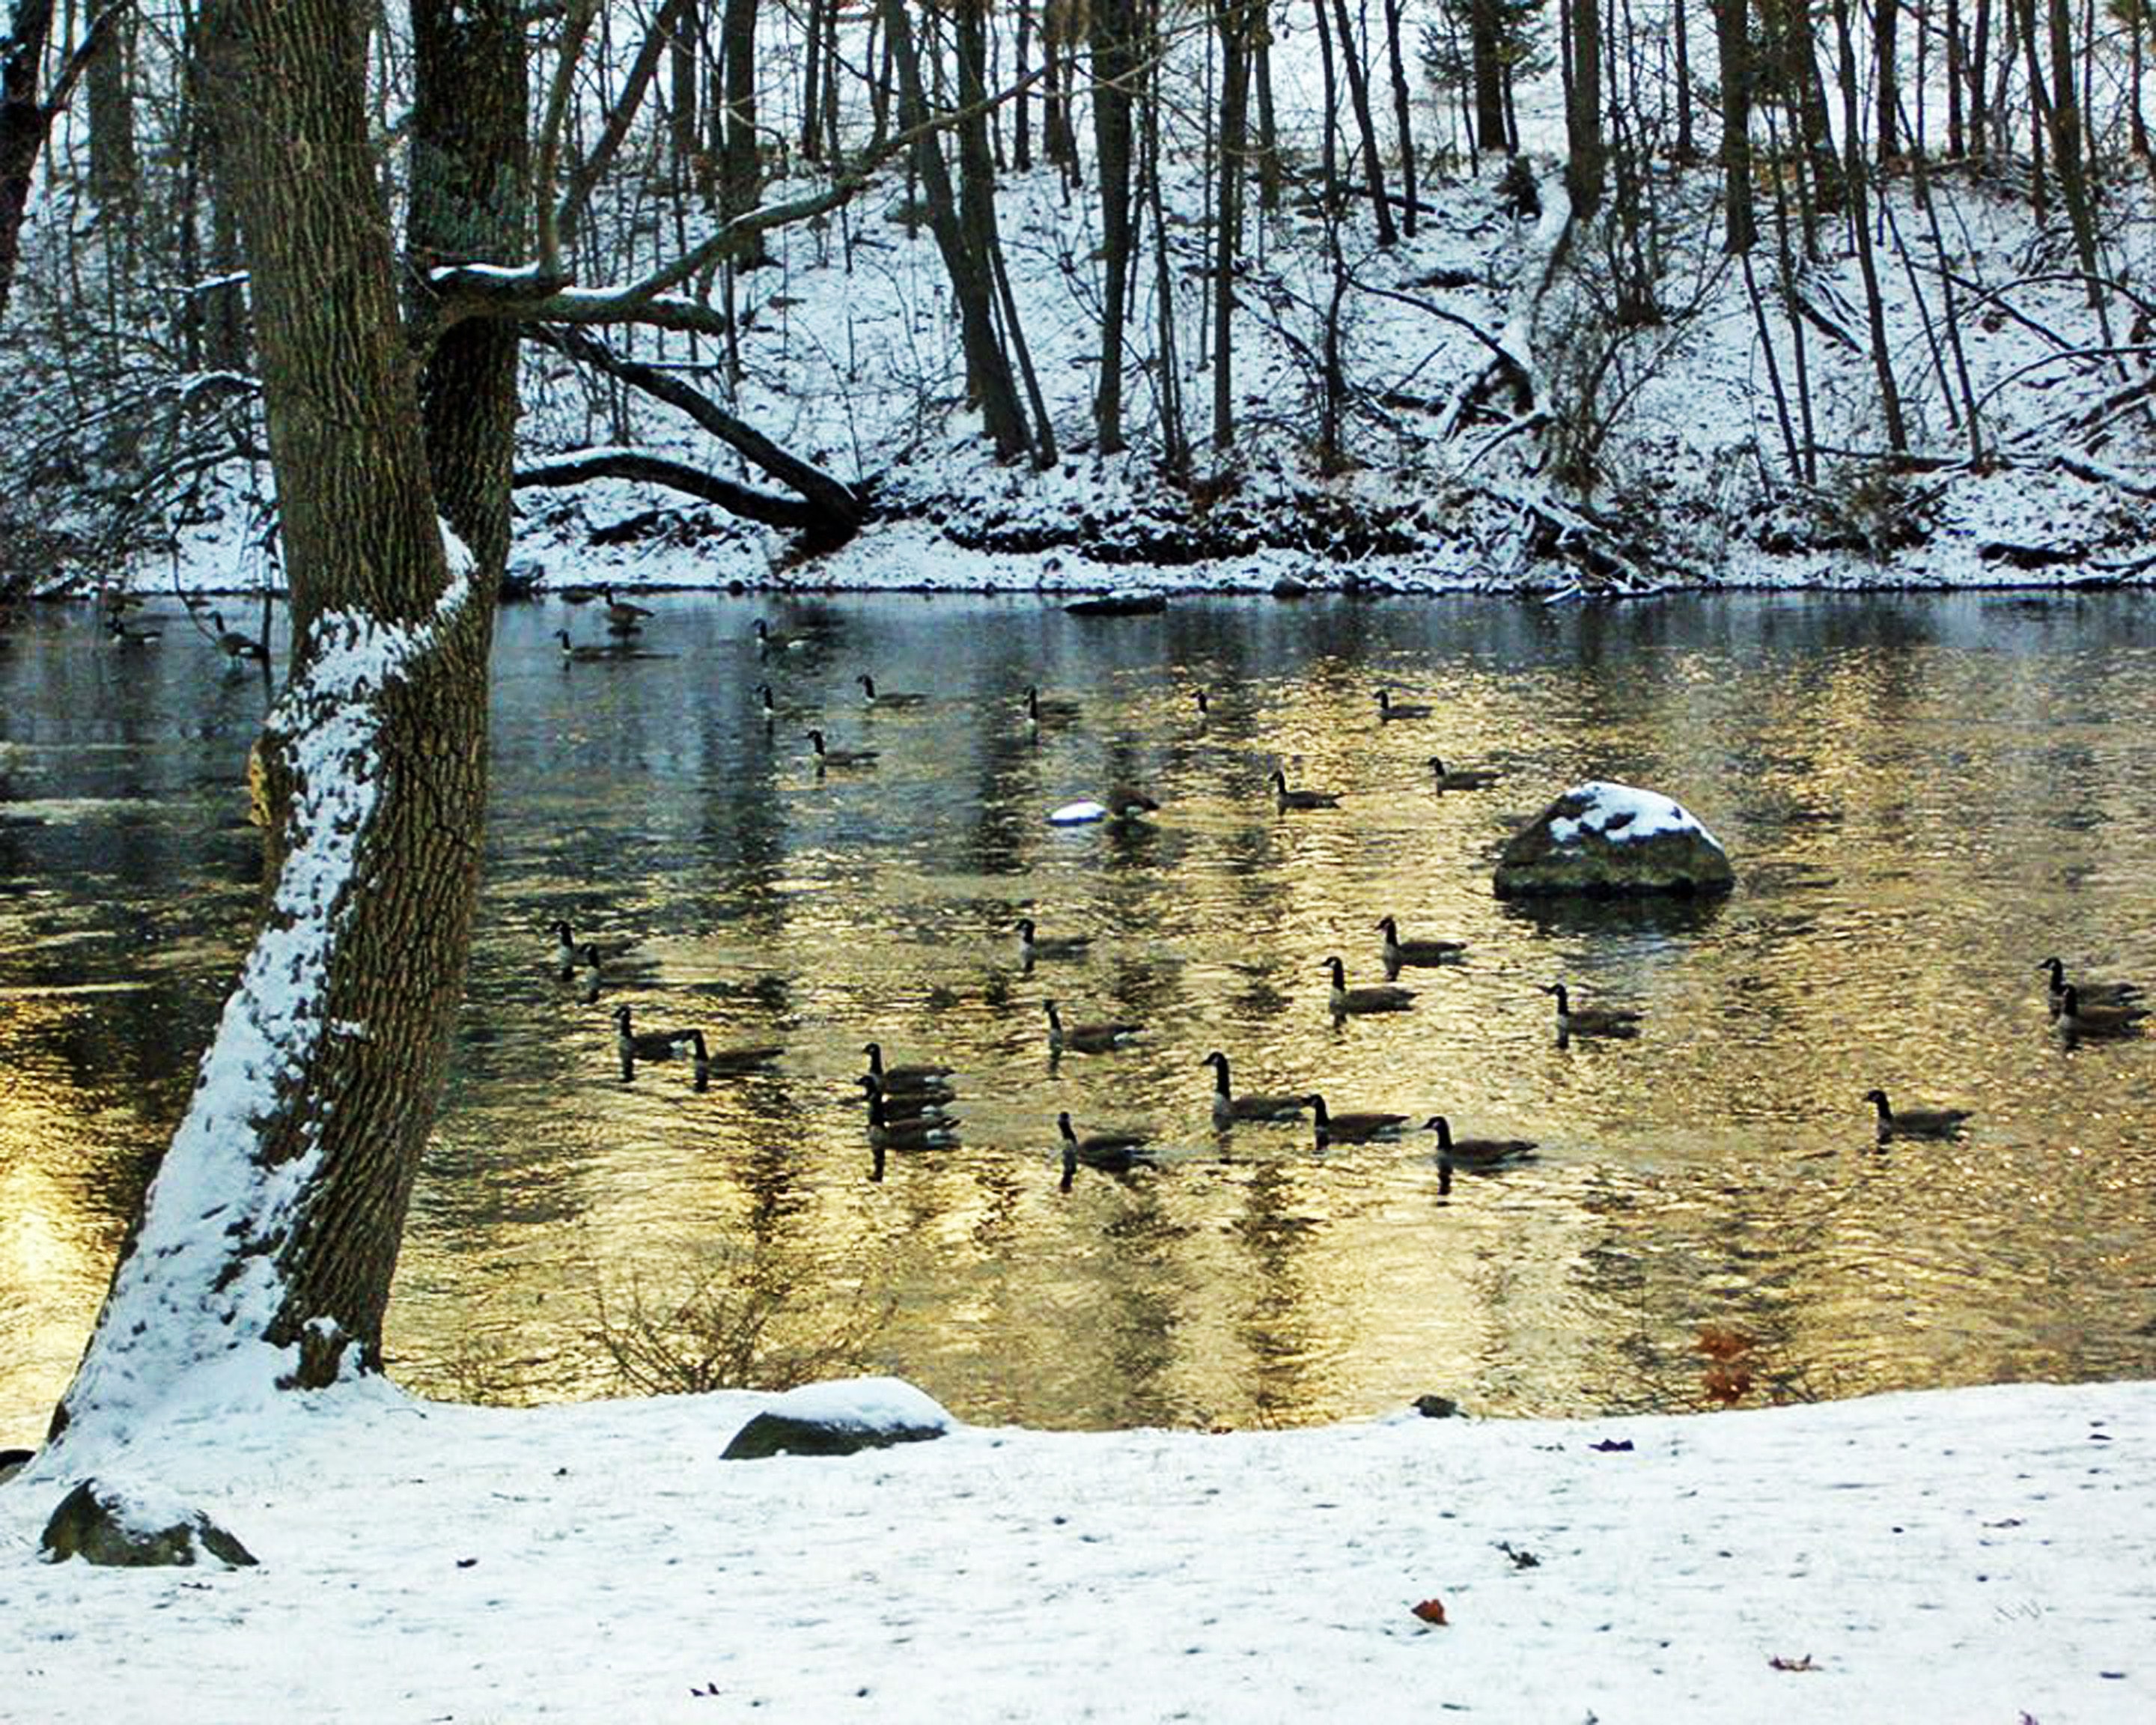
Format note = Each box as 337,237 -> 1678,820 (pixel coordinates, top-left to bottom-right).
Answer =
4,588 -> 2155,1440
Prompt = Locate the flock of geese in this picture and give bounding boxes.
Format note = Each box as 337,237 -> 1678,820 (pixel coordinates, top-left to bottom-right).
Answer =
544,606 -> 2152,1196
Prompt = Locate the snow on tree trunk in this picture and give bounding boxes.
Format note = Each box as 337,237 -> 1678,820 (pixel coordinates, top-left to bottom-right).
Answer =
49,0 -> 492,1455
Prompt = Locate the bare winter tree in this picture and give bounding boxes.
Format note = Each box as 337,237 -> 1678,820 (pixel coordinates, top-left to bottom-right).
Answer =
49,0 -> 490,1449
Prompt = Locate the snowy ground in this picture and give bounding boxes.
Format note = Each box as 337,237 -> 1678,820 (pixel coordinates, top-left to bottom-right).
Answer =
3,1373 -> 2152,1722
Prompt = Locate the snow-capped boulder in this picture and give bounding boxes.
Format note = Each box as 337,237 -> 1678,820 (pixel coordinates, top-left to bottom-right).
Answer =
40,1478 -> 258,1569
721,1376 -> 954,1461
1493,782 -> 1733,898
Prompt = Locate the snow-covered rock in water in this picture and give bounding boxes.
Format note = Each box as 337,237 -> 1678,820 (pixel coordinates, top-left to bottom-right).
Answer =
40,1477 -> 258,1569
721,1376 -> 954,1461
1493,781 -> 1733,898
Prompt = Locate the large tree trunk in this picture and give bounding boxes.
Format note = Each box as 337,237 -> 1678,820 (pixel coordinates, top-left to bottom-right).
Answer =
50,0 -> 490,1446
409,0 -> 528,579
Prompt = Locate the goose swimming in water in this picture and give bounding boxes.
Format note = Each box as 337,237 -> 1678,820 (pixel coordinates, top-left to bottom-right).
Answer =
1863,1088 -> 1971,1142
1044,998 -> 1141,1053
806,728 -> 878,769
2051,985 -> 2148,1042
1202,1050 -> 1307,1126
691,1032 -> 785,1089
754,618 -> 808,656
1428,755 -> 1498,791
1024,686 -> 1080,728
1542,982 -> 1642,1041
856,1074 -> 957,1122
612,1003 -> 695,1080
1377,916 -> 1466,972
1307,1093 -> 1410,1146
1376,688 -> 1432,721
1324,955 -> 1416,1017
553,629 -> 617,663
1420,1116 -> 1538,1168
207,610 -> 268,663
1270,769 -> 1340,812
2039,956 -> 2143,1015
857,673 -> 927,709
862,1041 -> 956,1094
1014,916 -> 1092,963
1057,1111 -> 1151,1187
865,1088 -> 960,1151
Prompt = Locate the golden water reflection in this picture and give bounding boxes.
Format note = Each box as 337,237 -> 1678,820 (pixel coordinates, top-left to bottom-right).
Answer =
3,590 -> 2154,1440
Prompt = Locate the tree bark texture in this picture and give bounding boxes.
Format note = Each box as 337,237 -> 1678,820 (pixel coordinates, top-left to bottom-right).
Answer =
53,0 -> 490,1441
409,0 -> 528,580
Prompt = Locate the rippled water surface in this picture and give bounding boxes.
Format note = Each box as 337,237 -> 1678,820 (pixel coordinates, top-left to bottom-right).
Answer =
4,588 -> 2155,1439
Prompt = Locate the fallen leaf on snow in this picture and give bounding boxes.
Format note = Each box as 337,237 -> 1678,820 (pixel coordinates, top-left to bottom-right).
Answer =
1410,1598 -> 1449,1625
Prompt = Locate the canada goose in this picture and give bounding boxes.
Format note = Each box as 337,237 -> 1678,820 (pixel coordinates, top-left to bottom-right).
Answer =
1024,685 -> 1080,727
857,674 -> 926,709
1270,768 -> 1340,812
207,610 -> 268,663
690,1032 -> 785,1090
600,587 -> 651,628
862,1041 -> 956,1093
1202,1050 -> 1307,1125
550,919 -> 616,980
558,582 -> 601,605
553,629 -> 615,663
104,614 -> 161,645
1014,916 -> 1092,963
604,613 -> 643,639
1193,687 -> 1211,719
2039,956 -> 2143,1014
1863,1088 -> 1972,1141
1324,955 -> 1416,1017
1542,982 -> 1642,1040
1376,688 -> 1432,721
612,1003 -> 695,1080
551,934 -> 603,1001
865,1088 -> 960,1151
1377,916 -> 1466,972
805,728 -> 878,769
1058,1111 -> 1149,1163
1044,998 -> 1141,1053
754,618 -> 807,656
1057,1111 -> 1151,1187
856,1074 -> 957,1122
2052,985 -> 2148,1041
1428,755 -> 1497,791
1307,1092 -> 1410,1145
1421,1116 -> 1538,1167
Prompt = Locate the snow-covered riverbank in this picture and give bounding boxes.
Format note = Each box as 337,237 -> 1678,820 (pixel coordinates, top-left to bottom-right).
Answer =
4,1372 -> 2150,1722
